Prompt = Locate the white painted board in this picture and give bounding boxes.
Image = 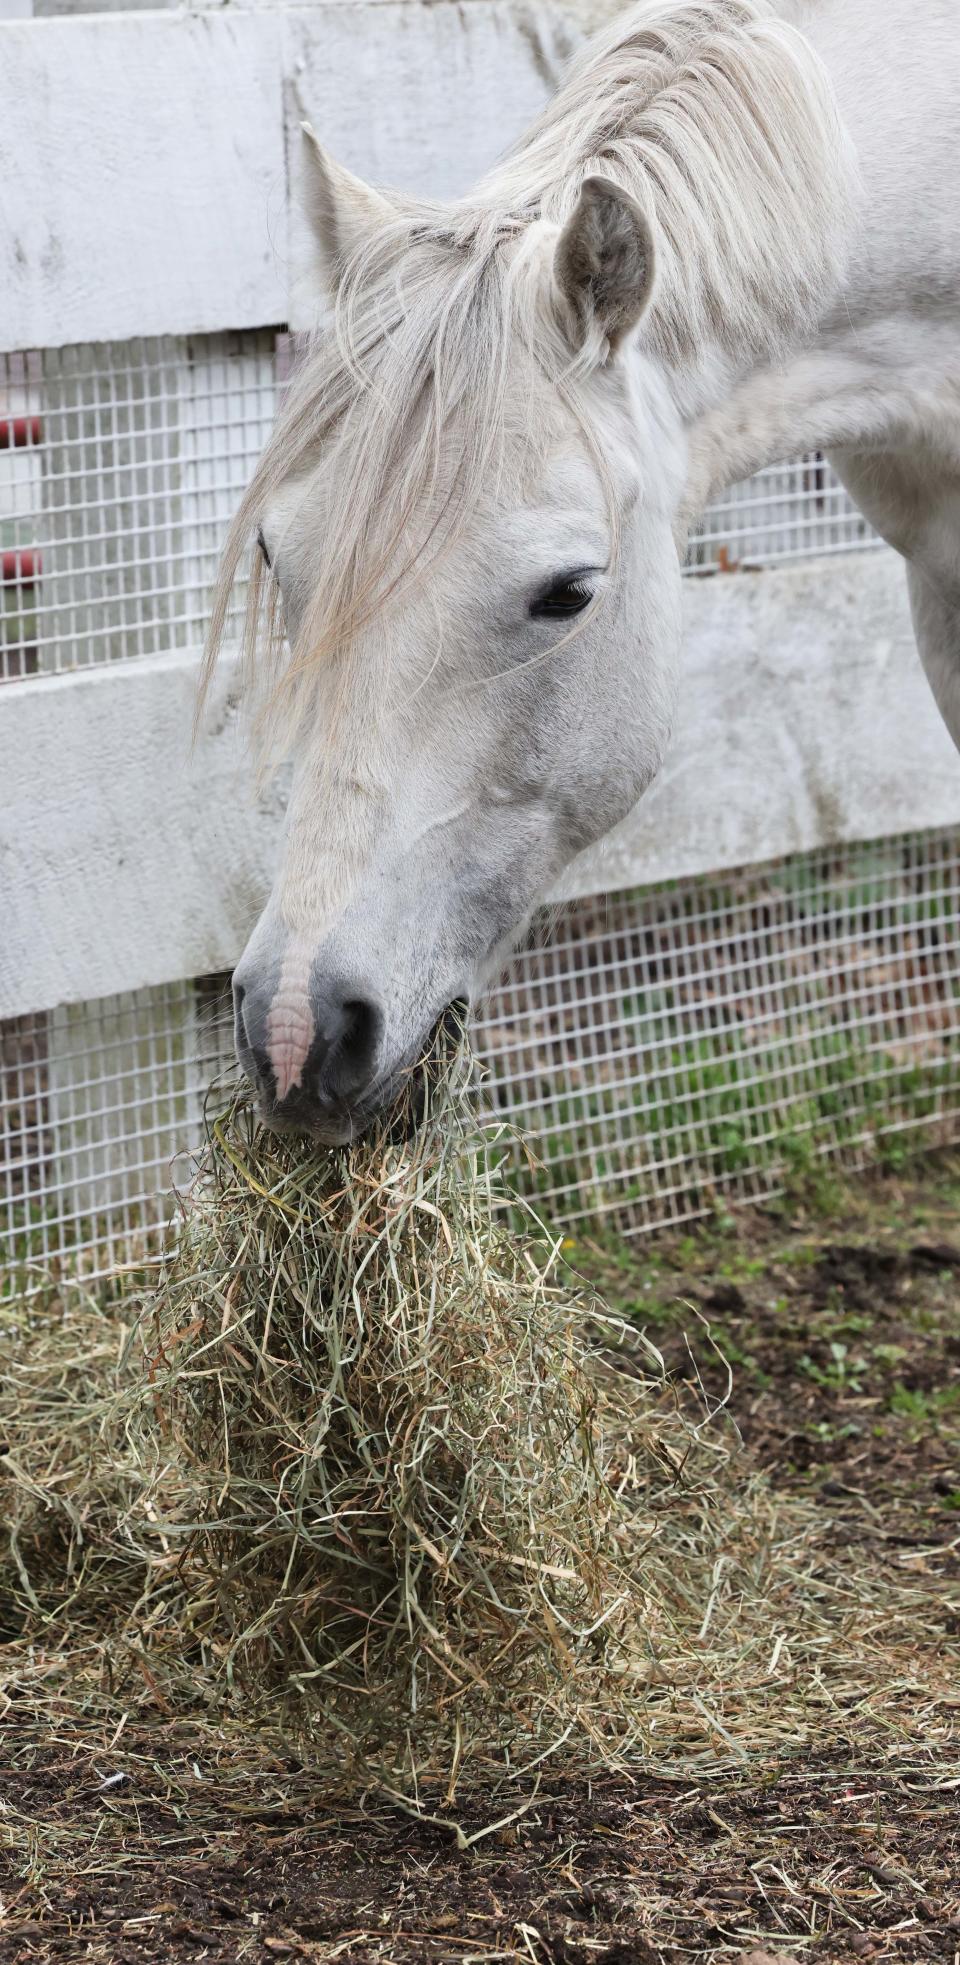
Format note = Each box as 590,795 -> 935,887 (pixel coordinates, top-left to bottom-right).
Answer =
284,0 -> 578,325
554,551 -> 960,901
0,11 -> 287,349
0,1 -> 603,351
2,551 -> 958,1020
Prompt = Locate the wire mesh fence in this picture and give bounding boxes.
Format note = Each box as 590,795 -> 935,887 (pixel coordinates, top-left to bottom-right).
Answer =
480,829 -> 960,1228
687,454 -> 878,570
1,331 -> 952,1295
1,334 -> 882,684
3,827 -> 958,1294
0,336 -> 278,680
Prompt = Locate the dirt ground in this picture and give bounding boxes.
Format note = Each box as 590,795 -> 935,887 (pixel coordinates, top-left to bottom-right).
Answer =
2,1155 -> 958,1965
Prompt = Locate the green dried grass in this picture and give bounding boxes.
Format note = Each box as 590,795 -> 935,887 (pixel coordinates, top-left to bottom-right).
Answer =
1,1046 -> 956,1822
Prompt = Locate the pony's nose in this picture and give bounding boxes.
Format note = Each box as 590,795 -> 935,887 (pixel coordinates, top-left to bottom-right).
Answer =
231,965 -> 384,1131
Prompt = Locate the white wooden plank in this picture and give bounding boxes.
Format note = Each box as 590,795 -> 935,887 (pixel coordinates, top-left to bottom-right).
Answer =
2,551 -> 958,1020
284,0 -> 572,325
286,0 -> 574,199
0,647 -> 278,1018
553,552 -> 960,901
0,1 -> 606,350
0,11 -> 287,349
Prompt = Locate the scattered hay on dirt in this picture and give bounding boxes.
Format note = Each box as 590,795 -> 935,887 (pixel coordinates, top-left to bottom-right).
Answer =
1,1046 -> 956,1860
0,1049 -> 714,1802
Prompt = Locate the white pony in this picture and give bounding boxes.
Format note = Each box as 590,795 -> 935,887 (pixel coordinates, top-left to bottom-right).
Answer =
206,0 -> 960,1141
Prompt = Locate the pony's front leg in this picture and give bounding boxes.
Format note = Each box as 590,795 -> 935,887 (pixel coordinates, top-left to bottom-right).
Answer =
830,445 -> 960,751
905,565 -> 960,751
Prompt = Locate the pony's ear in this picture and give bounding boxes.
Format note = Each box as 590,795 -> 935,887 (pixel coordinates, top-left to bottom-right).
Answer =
300,124 -> 395,292
554,175 -> 656,355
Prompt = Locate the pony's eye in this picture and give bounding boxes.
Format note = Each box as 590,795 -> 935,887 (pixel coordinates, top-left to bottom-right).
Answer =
530,575 -> 595,620
256,527 -> 272,570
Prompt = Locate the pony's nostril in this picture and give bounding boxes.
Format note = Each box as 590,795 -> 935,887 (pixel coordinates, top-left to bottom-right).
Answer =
342,997 -> 377,1059
317,989 -> 383,1100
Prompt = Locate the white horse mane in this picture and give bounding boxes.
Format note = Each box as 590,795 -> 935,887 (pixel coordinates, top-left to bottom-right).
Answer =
204,0 -> 854,742
479,0 -> 852,366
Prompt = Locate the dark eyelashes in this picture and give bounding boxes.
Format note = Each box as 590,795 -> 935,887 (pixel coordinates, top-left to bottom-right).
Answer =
529,569 -> 601,621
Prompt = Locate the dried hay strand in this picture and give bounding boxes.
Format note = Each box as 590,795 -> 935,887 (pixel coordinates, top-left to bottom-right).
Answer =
1,1043 -> 956,1820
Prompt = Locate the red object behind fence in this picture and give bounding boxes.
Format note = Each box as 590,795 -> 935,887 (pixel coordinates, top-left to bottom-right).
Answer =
0,416 -> 42,451
1,548 -> 41,585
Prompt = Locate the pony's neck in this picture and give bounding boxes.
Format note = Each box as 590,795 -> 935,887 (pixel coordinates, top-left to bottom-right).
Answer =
480,0 -> 858,408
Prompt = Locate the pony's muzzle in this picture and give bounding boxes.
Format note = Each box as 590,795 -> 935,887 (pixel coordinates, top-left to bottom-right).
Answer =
232,961 -> 384,1141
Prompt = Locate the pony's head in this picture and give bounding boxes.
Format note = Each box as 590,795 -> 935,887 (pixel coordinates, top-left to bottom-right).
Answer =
207,3 -> 850,1140
217,153 -> 683,1139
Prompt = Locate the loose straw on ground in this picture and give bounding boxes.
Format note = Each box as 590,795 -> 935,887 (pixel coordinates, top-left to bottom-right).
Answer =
1,1043 -> 956,1821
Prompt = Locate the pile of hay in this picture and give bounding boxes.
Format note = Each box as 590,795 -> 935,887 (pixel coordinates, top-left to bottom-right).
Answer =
1,1049 -> 743,1799
6,1043 -> 952,1817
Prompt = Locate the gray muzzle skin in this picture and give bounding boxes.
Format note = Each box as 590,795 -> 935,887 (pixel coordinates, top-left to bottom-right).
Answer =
232,957 -> 385,1141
